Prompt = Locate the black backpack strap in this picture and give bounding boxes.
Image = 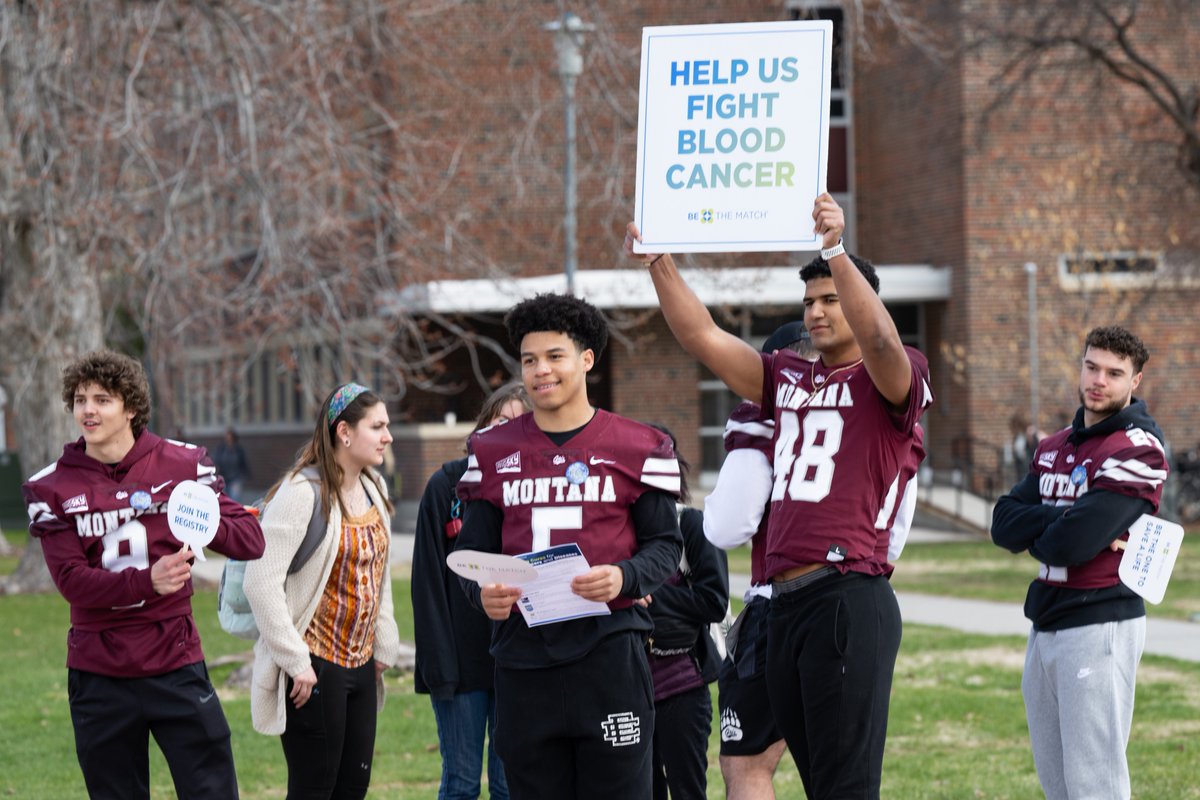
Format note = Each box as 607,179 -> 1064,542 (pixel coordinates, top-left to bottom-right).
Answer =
287,466 -> 328,574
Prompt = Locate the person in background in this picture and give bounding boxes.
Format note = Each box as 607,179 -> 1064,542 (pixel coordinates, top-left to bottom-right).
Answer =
213,426 -> 250,502
992,326 -> 1168,800
244,383 -> 402,800
642,424 -> 728,800
412,381 -> 529,800
22,349 -> 265,799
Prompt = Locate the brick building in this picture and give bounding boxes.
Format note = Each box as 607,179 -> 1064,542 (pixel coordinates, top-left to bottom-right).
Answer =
178,1 -> 1199,505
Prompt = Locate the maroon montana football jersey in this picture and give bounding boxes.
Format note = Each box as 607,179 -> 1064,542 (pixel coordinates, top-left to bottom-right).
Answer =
1029,417 -> 1167,589
759,346 -> 933,578
721,401 -> 774,586
23,432 -> 264,677
877,423 -> 926,566
457,410 -> 680,613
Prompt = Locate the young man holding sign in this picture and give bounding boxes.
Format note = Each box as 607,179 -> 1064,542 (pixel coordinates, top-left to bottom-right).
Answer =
992,326 -> 1169,800
21,350 -> 265,799
454,293 -> 683,800
626,194 -> 933,799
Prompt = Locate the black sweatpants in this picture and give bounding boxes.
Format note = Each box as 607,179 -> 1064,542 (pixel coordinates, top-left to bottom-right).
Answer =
652,684 -> 712,800
493,631 -> 655,800
67,662 -> 237,800
281,655 -> 378,800
765,571 -> 902,800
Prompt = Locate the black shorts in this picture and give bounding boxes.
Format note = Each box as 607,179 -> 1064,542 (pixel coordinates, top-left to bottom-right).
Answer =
717,596 -> 781,757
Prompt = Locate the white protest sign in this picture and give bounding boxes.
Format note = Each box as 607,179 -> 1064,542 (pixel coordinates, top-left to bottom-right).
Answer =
632,20 -> 832,254
447,550 -> 538,586
1118,514 -> 1184,605
167,480 -> 221,561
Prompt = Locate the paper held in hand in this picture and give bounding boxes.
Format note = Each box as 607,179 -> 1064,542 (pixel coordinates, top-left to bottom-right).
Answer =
447,550 -> 538,586
450,545 -> 611,628
167,480 -> 220,561
511,543 -> 612,627
1116,514 -> 1185,605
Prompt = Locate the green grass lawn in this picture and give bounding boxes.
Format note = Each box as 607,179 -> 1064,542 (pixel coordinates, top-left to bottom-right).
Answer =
3,528 -> 1198,797
888,533 -> 1200,621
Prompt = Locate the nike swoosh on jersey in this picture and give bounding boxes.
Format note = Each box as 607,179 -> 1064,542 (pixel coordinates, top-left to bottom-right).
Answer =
151,480 -> 174,493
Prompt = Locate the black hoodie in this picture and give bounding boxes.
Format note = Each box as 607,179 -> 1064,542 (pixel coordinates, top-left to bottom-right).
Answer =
410,457 -> 496,698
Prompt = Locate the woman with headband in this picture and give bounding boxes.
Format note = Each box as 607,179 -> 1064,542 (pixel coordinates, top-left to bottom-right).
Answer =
245,383 -> 401,799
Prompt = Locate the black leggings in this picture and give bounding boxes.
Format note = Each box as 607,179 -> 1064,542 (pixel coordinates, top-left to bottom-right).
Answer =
281,655 -> 378,800
652,684 -> 712,800
765,571 -> 902,800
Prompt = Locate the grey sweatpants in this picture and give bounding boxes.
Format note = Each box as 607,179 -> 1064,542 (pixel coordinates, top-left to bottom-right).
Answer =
1021,617 -> 1146,800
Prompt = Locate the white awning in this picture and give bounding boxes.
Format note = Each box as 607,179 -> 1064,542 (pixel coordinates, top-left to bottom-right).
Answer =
384,265 -> 951,314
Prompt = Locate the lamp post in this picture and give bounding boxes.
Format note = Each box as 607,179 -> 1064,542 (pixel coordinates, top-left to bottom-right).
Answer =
544,12 -> 593,296
1025,261 -> 1039,432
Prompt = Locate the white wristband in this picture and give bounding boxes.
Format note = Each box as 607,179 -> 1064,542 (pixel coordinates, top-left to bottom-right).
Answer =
820,238 -> 845,261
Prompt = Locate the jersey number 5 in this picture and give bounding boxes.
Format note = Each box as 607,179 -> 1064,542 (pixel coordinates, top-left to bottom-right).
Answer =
772,409 -> 844,503
530,506 -> 583,552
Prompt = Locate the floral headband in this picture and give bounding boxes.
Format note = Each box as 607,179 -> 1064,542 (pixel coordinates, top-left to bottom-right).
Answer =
327,383 -> 371,426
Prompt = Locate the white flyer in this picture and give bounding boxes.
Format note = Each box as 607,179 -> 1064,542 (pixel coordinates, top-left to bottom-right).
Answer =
512,543 -> 612,627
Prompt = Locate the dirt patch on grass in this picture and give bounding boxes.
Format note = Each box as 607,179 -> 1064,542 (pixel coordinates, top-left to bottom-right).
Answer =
900,644 -> 1027,672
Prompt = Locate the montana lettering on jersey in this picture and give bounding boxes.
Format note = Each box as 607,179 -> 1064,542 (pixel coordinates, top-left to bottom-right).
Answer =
501,475 -> 619,507
774,380 -> 856,411
1039,465 -> 1091,503
73,502 -> 168,537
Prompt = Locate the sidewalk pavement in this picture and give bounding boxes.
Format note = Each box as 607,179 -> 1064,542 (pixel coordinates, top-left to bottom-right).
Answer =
195,526 -> 1200,664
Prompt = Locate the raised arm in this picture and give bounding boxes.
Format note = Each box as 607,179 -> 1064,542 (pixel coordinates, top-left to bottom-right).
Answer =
625,223 -> 764,402
813,194 -> 913,408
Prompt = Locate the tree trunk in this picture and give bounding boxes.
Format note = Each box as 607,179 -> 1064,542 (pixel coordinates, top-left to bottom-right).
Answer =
1,6 -> 106,593
0,226 -> 103,594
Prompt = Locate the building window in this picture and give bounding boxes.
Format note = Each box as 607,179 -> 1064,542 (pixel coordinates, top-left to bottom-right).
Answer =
1057,252 -> 1168,290
171,341 -> 368,435
786,2 -> 854,248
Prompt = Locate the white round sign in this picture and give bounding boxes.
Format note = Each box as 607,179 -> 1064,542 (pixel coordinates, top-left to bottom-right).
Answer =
167,480 -> 221,561
1118,514 -> 1184,605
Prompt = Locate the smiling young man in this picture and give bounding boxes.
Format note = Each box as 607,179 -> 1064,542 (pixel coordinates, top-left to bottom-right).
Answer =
625,193 -> 933,799
453,293 -> 683,800
992,326 -> 1168,800
21,350 -> 265,799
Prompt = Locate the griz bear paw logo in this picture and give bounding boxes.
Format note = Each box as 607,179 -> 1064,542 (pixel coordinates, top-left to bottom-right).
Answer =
720,707 -> 744,742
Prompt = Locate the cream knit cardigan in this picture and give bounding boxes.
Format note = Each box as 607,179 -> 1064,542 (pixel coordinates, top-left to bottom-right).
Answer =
243,468 -> 402,735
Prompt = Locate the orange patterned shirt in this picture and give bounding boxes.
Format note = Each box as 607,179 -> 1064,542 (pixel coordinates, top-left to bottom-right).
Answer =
304,504 -> 390,667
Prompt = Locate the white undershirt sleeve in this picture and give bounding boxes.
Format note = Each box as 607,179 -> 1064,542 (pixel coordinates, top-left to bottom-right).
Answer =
703,448 -> 773,550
